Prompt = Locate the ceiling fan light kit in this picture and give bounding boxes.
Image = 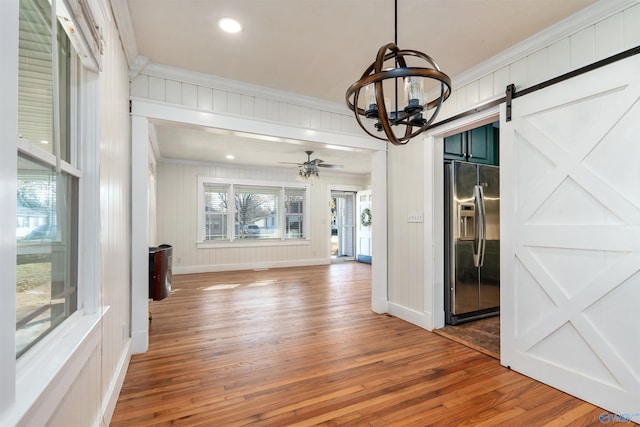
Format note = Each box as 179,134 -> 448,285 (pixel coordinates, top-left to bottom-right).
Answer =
297,168 -> 320,182
283,151 -> 343,182
346,0 -> 451,145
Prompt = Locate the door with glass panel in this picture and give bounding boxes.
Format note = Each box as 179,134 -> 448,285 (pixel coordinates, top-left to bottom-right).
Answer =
356,190 -> 372,263
330,192 -> 355,261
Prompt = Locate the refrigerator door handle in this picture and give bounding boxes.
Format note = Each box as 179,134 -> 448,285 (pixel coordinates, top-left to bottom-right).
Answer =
473,184 -> 486,267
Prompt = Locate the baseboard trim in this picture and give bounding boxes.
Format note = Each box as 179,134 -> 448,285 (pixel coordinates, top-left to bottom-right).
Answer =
98,338 -> 132,427
387,302 -> 432,331
173,258 -> 332,275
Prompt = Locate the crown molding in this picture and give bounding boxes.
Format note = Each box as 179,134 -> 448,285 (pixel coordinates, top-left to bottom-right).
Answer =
109,0 -> 138,67
452,0 -> 639,89
141,62 -> 351,116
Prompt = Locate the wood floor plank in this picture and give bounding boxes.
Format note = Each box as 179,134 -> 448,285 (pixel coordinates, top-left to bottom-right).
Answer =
111,263 -> 611,426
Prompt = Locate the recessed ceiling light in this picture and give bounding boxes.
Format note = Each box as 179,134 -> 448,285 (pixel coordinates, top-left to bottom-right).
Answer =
226,154 -> 235,160
218,17 -> 242,34
40,140 -> 49,144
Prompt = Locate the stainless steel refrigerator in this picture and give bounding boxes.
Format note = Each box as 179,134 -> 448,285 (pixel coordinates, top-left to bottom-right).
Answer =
444,161 -> 500,325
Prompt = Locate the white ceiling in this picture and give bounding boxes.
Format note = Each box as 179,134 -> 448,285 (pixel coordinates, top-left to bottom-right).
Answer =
127,0 -> 599,175
152,120 -> 374,174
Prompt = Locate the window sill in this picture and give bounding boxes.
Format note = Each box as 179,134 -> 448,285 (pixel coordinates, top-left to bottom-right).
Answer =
6,306 -> 108,426
197,238 -> 311,249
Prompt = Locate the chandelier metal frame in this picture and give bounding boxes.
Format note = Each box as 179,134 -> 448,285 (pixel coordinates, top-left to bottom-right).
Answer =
345,1 -> 452,145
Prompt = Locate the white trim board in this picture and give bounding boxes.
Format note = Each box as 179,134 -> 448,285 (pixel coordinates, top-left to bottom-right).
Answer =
139,62 -> 352,116
173,257 -> 332,275
131,98 -> 385,153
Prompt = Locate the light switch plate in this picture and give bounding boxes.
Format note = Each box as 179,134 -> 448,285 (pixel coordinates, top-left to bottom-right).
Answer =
408,212 -> 424,223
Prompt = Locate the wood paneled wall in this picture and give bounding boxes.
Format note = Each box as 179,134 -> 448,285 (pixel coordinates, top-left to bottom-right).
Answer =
130,2 -> 640,329
97,11 -> 133,424
388,1 -> 640,328
46,8 -> 133,426
131,56 -> 374,275
157,161 -> 369,273
438,2 -> 640,121
131,66 -> 361,136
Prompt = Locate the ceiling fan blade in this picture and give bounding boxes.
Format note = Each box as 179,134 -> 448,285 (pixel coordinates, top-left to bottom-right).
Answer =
317,163 -> 343,169
278,161 -> 304,166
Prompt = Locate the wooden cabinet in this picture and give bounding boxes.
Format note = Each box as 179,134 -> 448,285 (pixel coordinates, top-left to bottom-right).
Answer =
444,123 -> 499,165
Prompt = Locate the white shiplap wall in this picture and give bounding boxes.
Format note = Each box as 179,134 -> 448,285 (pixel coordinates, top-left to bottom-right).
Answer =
129,1 -> 640,331
387,141 -> 426,325
46,5 -> 133,426
157,161 -> 369,273
388,0 -> 640,329
97,9 -> 132,425
437,1 -> 640,121
131,65 -> 361,136
131,60 -> 377,274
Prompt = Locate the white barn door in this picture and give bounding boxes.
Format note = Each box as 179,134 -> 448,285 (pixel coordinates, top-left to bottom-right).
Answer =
501,54 -> 640,422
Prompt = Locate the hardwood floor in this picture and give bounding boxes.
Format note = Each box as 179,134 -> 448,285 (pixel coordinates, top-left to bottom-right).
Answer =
111,263 -> 608,426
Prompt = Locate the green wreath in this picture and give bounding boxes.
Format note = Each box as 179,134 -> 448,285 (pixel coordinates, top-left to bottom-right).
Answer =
360,208 -> 372,227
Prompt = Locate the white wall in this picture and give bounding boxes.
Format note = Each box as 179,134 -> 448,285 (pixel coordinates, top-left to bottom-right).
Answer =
157,161 -> 369,273
387,0 -> 640,330
128,63 -> 386,343
126,0 -> 640,335
46,5 -> 133,426
0,2 -> 132,425
148,144 -> 158,247
131,63 -> 363,136
386,141 -> 428,327
96,9 -> 133,424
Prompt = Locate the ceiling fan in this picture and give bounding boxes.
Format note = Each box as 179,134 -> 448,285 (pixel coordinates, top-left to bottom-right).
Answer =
280,151 -> 343,181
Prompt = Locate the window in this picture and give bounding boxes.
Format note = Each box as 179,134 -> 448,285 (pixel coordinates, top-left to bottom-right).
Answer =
203,183 -> 229,240
200,179 -> 308,242
285,188 -> 305,238
235,185 -> 279,239
16,0 -> 79,358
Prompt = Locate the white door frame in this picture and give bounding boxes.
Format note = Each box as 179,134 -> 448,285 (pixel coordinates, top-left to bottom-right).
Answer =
356,189 -> 372,263
425,106 -> 500,330
130,100 -> 389,352
330,190 -> 357,261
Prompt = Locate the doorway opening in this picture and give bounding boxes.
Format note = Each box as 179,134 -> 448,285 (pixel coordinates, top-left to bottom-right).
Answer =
438,120 -> 500,359
330,191 -> 355,261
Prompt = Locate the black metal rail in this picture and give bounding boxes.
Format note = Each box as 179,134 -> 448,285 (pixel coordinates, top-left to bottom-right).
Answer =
431,45 -> 640,127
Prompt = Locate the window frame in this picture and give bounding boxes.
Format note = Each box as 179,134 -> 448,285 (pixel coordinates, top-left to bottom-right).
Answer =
197,177 -> 310,248
15,0 -> 82,359
0,0 -> 103,422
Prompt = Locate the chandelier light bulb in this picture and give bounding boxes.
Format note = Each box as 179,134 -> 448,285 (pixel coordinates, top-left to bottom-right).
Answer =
404,76 -> 424,109
365,85 -> 378,118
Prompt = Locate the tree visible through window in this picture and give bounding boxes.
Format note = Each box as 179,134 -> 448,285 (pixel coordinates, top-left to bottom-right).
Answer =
235,186 -> 278,238
201,181 -> 307,241
15,0 -> 79,358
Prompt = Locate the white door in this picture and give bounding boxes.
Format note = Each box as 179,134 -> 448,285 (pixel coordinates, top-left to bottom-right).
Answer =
356,190 -> 372,263
331,192 -> 355,260
501,54 -> 640,421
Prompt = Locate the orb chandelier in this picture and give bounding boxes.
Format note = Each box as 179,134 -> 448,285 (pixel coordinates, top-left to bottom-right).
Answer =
345,0 -> 451,145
